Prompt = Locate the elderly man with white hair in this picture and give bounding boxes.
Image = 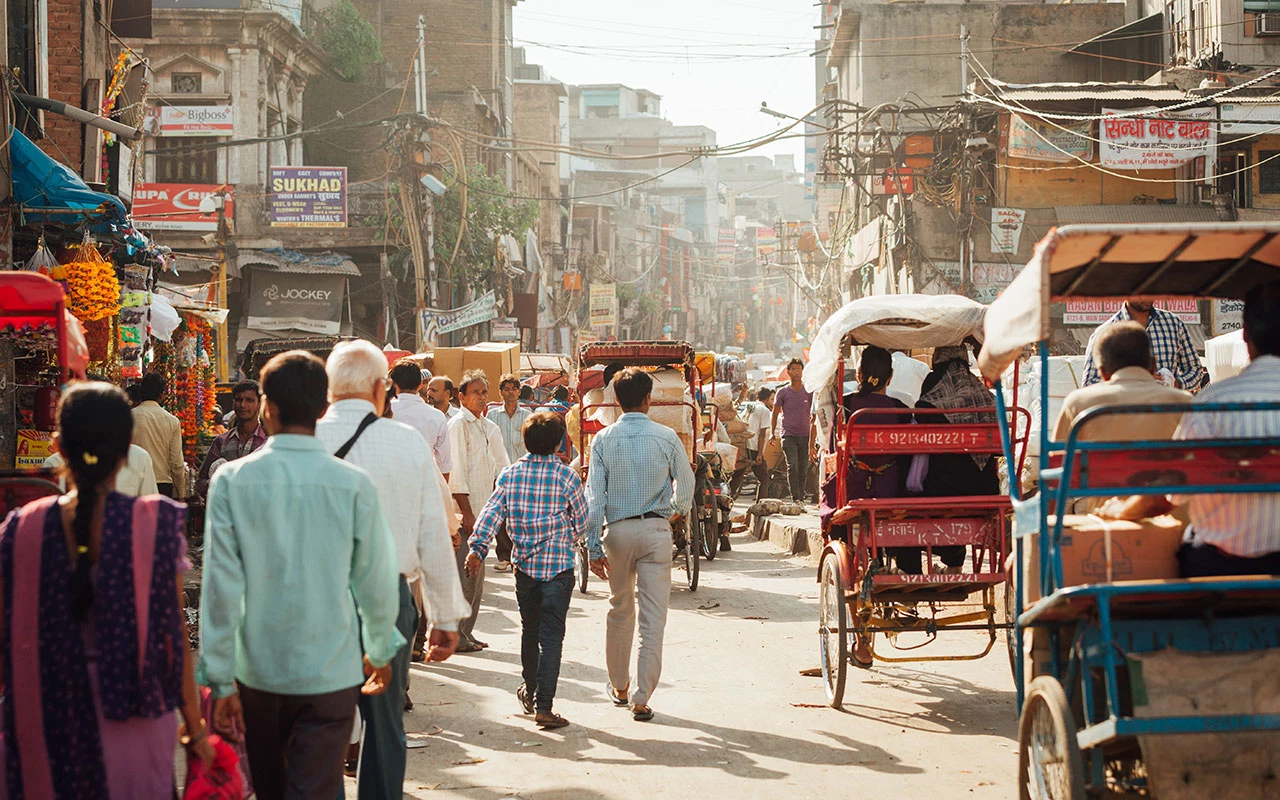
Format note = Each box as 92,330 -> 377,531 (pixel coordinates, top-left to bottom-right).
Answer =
316,339 -> 470,800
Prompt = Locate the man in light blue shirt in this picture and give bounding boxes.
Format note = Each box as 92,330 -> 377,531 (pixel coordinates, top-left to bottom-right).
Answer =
199,350 -> 404,799
584,368 -> 694,722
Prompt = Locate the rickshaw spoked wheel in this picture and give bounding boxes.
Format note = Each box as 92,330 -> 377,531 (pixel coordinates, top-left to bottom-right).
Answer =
680,517 -> 700,592
818,556 -> 848,708
696,472 -> 719,561
1002,581 -> 1018,680
1019,676 -> 1086,800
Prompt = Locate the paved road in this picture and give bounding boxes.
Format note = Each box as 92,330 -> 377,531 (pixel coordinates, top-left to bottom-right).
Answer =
371,528 -> 1019,799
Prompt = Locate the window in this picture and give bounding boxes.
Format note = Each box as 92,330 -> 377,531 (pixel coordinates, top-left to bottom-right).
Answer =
153,135 -> 218,183
1259,151 -> 1280,194
171,72 -> 202,94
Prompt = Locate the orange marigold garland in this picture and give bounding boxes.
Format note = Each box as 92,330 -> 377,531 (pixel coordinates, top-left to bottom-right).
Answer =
162,314 -> 218,464
63,241 -> 122,323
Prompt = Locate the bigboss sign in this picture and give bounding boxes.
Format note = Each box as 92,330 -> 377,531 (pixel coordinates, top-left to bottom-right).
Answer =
132,184 -> 234,231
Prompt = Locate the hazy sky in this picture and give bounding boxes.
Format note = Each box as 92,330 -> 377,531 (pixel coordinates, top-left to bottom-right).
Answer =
514,0 -> 819,164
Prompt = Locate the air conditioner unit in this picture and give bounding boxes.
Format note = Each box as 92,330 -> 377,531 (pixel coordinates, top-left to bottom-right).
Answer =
1257,13 -> 1280,36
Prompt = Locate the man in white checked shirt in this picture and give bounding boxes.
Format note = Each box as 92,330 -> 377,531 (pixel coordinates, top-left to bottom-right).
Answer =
1102,283 -> 1280,576
317,340 -> 470,800
1082,299 -> 1207,391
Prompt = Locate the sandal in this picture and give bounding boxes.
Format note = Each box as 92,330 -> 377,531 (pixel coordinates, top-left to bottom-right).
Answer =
456,641 -> 483,654
630,704 -> 654,722
472,639 -> 490,649
410,649 -> 426,663
852,634 -> 873,670
535,712 -> 570,729
605,684 -> 628,707
517,683 -> 535,715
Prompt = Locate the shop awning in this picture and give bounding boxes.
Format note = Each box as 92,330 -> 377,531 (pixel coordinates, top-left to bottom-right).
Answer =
235,248 -> 360,278
9,128 -> 127,224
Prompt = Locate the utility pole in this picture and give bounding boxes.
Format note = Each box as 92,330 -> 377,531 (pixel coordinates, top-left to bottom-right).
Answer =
210,189 -> 230,381
959,25 -> 970,98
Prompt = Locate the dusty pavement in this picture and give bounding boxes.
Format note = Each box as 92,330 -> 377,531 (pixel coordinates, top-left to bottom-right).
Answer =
363,527 -> 1019,799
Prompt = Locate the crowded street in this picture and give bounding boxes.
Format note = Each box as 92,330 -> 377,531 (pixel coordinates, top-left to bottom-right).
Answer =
390,530 -> 1016,800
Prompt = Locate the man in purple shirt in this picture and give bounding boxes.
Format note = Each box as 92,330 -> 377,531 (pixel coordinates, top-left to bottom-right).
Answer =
769,358 -> 816,503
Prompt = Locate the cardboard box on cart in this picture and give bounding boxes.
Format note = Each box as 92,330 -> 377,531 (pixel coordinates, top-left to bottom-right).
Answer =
463,342 -> 521,402
431,347 -> 466,386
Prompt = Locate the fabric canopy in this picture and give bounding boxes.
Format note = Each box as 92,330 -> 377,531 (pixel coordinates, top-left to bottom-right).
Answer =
977,222 -> 1280,382
803,294 -> 986,396
9,128 -> 127,223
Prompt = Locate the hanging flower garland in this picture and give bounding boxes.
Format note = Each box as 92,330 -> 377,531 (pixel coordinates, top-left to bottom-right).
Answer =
63,240 -> 122,322
159,314 -> 218,464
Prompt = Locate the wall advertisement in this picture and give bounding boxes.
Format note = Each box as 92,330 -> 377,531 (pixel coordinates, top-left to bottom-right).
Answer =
419,290 -> 499,340
246,271 -> 346,334
1063,299 -> 1200,325
1098,107 -> 1216,170
132,184 -> 234,231
268,166 -> 347,227
589,283 -> 617,328
1006,115 -> 1093,162
145,105 -> 234,137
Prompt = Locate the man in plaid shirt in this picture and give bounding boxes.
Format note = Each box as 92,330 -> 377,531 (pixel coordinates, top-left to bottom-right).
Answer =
1082,300 -> 1207,390
465,411 -> 588,729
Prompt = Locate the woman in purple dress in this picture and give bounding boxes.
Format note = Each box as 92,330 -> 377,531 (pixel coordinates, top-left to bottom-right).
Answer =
1,382 -> 214,798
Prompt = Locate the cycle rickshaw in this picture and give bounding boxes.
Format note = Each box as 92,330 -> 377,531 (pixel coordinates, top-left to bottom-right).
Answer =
808,294 -> 1030,708
576,341 -> 721,592
979,223 -> 1280,799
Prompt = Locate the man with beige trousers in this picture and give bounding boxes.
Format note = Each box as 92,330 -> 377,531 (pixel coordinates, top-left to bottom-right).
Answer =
584,368 -> 694,722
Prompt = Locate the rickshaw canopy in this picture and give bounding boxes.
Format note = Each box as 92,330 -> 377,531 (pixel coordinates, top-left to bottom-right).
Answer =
578,341 -> 693,368
804,294 -> 986,397
978,223 -> 1280,383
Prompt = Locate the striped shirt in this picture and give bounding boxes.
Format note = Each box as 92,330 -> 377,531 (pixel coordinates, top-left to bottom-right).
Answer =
1174,355 -> 1280,557
469,454 -> 588,581
486,404 -> 533,462
1082,306 -> 1206,390
584,412 -> 696,560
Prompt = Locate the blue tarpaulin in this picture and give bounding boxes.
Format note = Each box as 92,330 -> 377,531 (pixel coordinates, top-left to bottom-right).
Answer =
9,127 -> 127,223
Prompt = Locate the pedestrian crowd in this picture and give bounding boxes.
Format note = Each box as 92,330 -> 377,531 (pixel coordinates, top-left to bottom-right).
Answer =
0,344 -> 691,800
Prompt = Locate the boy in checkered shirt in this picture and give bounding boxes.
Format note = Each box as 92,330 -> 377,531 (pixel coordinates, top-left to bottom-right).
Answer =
465,412 -> 588,729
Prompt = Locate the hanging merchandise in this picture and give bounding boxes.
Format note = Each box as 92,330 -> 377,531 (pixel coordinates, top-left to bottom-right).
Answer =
22,237 -> 59,275
154,314 -> 218,464
62,238 -> 122,323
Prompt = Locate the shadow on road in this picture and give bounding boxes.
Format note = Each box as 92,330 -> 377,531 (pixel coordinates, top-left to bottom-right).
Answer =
833,665 -> 1017,739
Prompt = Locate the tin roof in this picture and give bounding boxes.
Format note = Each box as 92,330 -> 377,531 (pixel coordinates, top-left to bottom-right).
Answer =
236,248 -> 361,277
1055,205 -> 1225,225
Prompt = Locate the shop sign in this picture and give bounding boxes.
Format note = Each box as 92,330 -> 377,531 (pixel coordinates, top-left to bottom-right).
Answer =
871,168 -> 914,196
990,207 -> 1026,254
1007,115 -> 1093,162
268,166 -> 347,227
419,290 -> 499,340
1212,298 -> 1245,335
246,271 -> 346,334
15,430 -> 53,468
491,317 -> 520,342
589,283 -> 617,328
717,227 -> 736,266
755,227 -> 778,263
1063,299 -> 1200,325
146,105 -> 234,137
132,183 -> 234,231
1099,107 -> 1216,170
1218,103 -> 1280,135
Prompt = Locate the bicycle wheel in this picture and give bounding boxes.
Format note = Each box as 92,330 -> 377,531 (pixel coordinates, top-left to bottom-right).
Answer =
682,518 -> 700,591
818,555 -> 848,708
699,482 -> 719,561
1018,676 -> 1086,800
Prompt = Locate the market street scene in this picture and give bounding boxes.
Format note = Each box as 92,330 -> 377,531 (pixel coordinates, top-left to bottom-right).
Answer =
2,1 -> 1280,799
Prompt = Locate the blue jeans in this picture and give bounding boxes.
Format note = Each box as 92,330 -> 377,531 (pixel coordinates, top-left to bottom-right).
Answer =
515,568 -> 574,713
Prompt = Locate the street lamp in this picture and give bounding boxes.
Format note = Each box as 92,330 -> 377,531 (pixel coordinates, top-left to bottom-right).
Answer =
759,102 -> 832,132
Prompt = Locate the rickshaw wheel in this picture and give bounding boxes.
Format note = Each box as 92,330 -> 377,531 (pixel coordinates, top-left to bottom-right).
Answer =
682,518 -> 700,591
1003,582 -> 1018,680
698,478 -> 719,561
818,556 -> 848,708
575,542 -> 589,594
1019,676 -> 1086,800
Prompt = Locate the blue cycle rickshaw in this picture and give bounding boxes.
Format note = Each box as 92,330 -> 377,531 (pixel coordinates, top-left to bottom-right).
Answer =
980,223 -> 1280,799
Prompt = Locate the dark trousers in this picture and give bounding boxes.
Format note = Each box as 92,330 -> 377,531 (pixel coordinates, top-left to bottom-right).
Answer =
355,577 -> 418,800
1178,538 -> 1280,577
157,482 -> 174,498
889,546 -> 966,574
729,450 -> 769,500
781,436 -> 810,503
515,568 -> 573,713
496,523 -> 513,563
239,682 -> 360,800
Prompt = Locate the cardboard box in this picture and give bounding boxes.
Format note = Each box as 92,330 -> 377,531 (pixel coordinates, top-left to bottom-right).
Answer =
431,347 -> 466,385
462,342 -> 520,402
1023,514 -> 1185,604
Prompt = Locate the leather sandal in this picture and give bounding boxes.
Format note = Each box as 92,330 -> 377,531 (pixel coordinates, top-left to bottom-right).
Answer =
631,704 -> 654,722
535,711 -> 570,729
517,683 -> 535,715
605,684 -> 628,706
